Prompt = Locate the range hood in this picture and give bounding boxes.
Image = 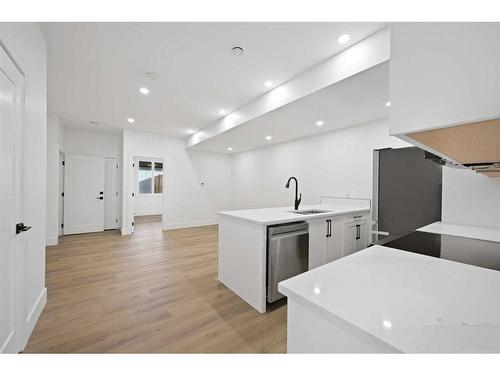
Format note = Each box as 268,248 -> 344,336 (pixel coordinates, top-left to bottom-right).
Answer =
407,118 -> 500,177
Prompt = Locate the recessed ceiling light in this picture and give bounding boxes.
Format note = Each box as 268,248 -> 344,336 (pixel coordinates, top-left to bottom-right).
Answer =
265,135 -> 272,141
227,147 -> 233,151
316,120 -> 324,127
219,109 -> 227,115
139,87 -> 150,95
231,46 -> 245,56
337,34 -> 351,44
188,129 -> 196,134
385,101 -> 392,107
89,121 -> 99,125
127,117 -> 135,124
264,81 -> 273,88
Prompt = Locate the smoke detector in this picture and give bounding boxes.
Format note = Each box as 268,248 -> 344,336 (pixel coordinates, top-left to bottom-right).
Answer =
145,71 -> 159,80
231,46 -> 245,56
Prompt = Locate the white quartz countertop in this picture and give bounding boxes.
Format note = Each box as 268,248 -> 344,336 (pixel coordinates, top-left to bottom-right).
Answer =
278,244 -> 500,353
217,204 -> 369,225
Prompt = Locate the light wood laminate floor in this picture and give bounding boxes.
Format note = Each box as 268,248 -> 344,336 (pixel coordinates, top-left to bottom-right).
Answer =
24,216 -> 286,353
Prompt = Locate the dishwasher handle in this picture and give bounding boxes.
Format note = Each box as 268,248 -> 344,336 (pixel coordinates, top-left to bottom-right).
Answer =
269,229 -> 309,240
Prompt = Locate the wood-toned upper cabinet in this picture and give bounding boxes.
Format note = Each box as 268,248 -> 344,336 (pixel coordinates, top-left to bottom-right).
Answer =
389,23 -> 500,137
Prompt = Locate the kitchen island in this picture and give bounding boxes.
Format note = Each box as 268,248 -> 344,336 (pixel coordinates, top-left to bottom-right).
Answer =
278,222 -> 500,353
217,197 -> 371,313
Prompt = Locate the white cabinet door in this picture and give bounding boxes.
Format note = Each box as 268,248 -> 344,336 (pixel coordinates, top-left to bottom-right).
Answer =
342,218 -> 369,257
355,221 -> 369,252
307,220 -> 326,269
325,219 -> 342,263
390,23 -> 500,136
64,154 -> 105,235
342,222 -> 357,257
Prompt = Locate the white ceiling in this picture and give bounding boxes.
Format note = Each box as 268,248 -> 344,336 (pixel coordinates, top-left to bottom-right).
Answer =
190,62 -> 390,154
41,22 -> 385,137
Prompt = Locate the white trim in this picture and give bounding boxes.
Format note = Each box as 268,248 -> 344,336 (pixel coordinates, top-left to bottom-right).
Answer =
19,287 -> 46,351
163,220 -> 217,231
46,237 -> 58,246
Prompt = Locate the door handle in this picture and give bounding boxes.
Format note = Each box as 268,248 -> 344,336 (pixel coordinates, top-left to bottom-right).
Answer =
96,197 -> 104,200
326,219 -> 331,237
16,222 -> 32,234
356,224 -> 360,240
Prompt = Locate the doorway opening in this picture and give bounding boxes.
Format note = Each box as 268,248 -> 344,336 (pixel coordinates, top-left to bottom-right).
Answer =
132,157 -> 164,234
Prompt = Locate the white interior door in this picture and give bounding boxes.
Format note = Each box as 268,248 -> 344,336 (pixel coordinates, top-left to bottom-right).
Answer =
0,44 -> 25,353
64,154 -> 105,235
104,158 -> 119,230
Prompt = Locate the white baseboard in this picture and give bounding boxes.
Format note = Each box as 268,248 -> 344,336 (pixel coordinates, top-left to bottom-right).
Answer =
46,237 -> 58,246
20,287 -> 47,351
163,220 -> 217,230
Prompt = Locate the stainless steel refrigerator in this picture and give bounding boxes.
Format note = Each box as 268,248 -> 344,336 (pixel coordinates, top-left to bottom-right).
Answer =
372,147 -> 442,243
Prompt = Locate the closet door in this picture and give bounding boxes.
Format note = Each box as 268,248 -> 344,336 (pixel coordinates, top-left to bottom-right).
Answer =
63,154 -> 105,234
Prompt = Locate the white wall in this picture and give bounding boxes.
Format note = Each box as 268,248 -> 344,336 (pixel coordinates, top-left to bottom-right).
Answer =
0,23 -> 47,349
442,168 -> 500,229
46,115 -> 64,245
121,130 -> 232,233
64,127 -> 121,158
231,119 -> 409,209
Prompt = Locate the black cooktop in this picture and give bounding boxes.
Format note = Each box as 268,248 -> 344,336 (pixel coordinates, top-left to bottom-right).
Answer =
382,231 -> 500,271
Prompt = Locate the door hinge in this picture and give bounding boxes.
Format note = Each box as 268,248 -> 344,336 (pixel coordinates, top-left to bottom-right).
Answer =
61,223 -> 64,228
132,192 -> 135,197
132,222 -> 134,226
62,160 -> 65,166
61,192 -> 64,197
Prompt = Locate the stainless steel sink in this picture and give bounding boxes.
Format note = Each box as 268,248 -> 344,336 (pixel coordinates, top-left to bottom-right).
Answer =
290,209 -> 330,215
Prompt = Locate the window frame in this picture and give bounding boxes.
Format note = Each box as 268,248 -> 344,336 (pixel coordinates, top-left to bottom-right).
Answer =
135,158 -> 164,195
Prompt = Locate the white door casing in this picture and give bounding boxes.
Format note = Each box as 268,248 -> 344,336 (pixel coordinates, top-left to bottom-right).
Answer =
58,153 -> 64,236
63,154 -> 105,235
0,44 -> 25,353
104,158 -> 119,230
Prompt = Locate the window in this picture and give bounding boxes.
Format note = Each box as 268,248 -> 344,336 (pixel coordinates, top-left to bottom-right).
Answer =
137,160 -> 163,194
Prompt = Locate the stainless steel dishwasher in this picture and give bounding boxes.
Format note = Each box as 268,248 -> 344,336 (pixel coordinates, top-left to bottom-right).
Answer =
267,221 -> 309,303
